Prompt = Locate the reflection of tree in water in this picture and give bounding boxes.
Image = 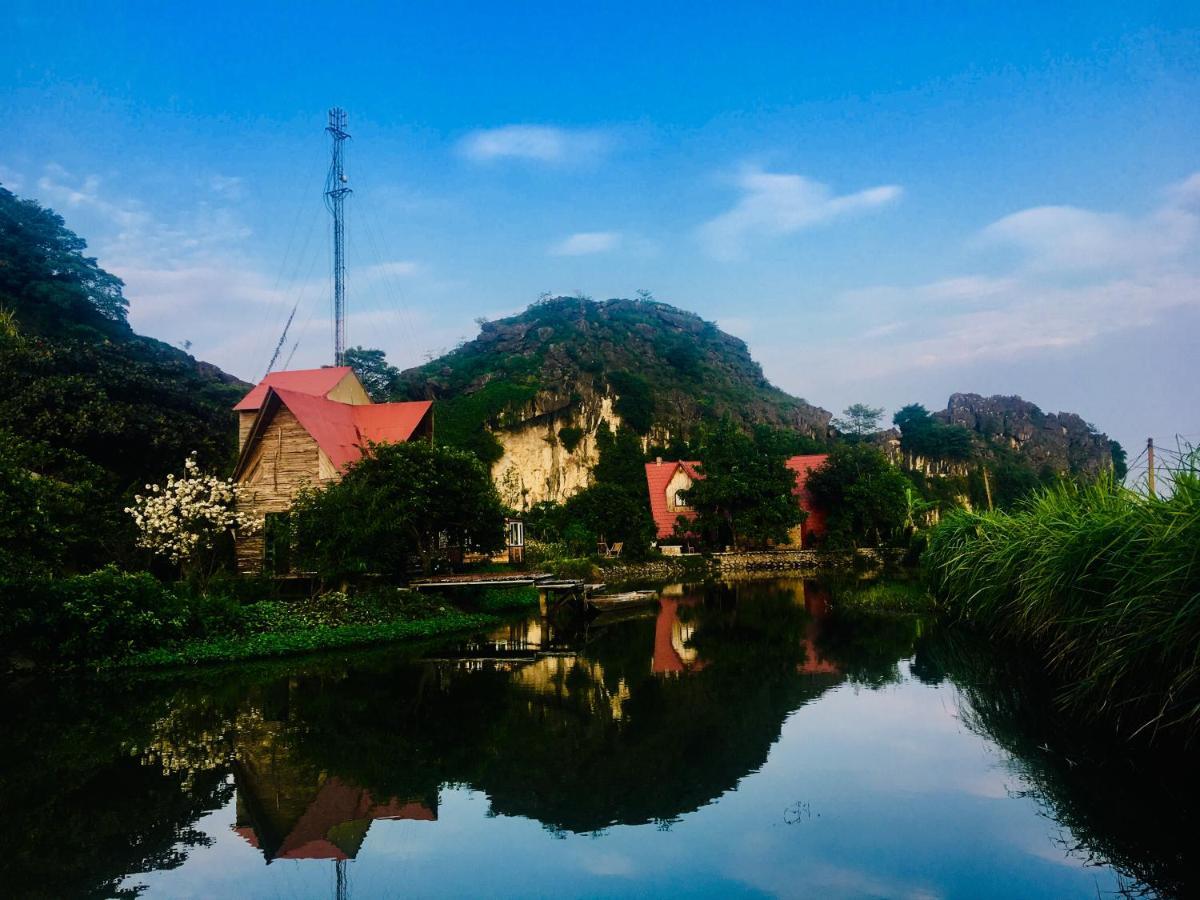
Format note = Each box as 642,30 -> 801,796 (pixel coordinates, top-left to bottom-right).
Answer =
15,579 -> 1189,896
917,630 -> 1197,899
265,585 -> 843,834
0,578 -> 941,899
0,677 -> 233,899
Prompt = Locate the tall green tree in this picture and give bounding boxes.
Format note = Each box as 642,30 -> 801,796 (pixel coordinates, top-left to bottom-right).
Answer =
681,420 -> 804,549
0,185 -> 128,337
833,403 -> 885,439
344,346 -> 399,402
893,404 -> 973,461
538,422 -> 656,557
806,444 -> 909,548
290,441 -> 506,578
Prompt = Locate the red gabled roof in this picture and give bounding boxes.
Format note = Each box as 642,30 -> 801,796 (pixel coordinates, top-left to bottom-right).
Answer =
644,460 -> 702,540
233,776 -> 436,862
271,387 -> 432,471
644,454 -> 830,542
234,366 -> 355,411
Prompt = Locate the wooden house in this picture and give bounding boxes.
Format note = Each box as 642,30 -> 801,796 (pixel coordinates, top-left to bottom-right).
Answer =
232,366 -> 433,573
643,454 -> 829,549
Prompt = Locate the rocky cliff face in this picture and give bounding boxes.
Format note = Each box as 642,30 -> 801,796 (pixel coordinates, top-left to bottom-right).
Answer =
396,297 -> 832,504
936,393 -> 1115,475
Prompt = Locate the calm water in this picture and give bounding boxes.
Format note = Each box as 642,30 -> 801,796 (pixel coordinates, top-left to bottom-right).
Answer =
1,577 -> 1192,899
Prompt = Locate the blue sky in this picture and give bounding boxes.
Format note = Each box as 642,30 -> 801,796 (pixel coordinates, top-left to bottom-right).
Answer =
3,1 -> 1198,465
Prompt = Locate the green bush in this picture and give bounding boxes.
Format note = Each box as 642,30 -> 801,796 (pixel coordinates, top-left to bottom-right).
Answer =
290,441 -> 506,579
557,425 -> 585,453
550,557 -> 597,580
1,566 -> 189,662
925,460 -> 1200,739
806,444 -> 910,548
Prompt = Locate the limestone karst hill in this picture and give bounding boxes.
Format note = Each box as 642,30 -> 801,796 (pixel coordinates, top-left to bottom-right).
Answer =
393,296 -> 833,503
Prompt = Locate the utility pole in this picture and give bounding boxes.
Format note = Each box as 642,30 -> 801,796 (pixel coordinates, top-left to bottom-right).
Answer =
325,107 -> 352,365
1147,437 -> 1156,498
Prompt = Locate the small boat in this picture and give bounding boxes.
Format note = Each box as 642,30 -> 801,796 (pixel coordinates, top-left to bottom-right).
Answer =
587,590 -> 659,611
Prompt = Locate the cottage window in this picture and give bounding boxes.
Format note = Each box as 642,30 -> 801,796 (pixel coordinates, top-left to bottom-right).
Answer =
674,490 -> 690,509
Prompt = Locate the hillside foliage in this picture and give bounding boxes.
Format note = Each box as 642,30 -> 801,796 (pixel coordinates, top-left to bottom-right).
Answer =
0,185 -> 246,573
391,295 -> 834,460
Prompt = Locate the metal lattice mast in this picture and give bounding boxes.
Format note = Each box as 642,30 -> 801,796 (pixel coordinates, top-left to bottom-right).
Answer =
324,107 -> 352,365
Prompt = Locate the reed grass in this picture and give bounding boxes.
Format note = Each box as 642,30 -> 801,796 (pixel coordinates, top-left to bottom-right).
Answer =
924,454 -> 1200,740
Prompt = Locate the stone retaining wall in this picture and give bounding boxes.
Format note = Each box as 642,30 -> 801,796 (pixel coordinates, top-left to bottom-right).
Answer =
598,548 -> 907,582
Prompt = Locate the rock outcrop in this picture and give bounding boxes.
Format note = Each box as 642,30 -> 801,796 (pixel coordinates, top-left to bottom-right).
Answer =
936,393 -> 1115,475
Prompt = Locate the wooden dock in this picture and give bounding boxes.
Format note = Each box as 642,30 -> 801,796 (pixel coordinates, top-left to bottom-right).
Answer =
410,573 -> 661,617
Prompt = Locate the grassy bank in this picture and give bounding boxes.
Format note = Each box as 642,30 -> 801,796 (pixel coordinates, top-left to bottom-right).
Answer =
925,460 -> 1200,740
107,608 -> 497,670
1,574 -> 540,672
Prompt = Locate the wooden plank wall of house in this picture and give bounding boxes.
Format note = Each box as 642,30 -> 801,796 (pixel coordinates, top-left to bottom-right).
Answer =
235,407 -> 327,574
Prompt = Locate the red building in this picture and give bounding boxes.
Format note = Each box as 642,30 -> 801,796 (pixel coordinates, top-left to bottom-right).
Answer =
644,454 -> 829,547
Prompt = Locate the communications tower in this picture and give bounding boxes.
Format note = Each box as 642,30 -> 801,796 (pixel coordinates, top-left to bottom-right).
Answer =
324,107 -> 351,365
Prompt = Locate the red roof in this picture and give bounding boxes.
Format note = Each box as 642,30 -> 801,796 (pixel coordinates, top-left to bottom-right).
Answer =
644,460 -> 702,540
644,454 -> 829,541
233,777 -> 436,862
234,366 -> 355,411
269,387 -> 432,471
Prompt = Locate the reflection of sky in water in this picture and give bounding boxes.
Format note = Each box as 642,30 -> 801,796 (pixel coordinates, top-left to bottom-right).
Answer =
124,670 -> 1122,899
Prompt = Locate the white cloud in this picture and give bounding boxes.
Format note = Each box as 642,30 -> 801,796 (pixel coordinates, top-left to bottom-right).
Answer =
828,271 -> 1200,381
981,173 -> 1200,273
789,171 -> 1200,385
699,165 -> 902,260
1167,171 -> 1200,207
458,125 -> 610,164
981,206 -> 1198,272
549,231 -> 620,256
209,174 -> 243,199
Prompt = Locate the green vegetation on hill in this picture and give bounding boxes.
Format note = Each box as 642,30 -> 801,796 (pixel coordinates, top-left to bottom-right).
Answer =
891,400 -> 1123,517
392,295 -> 834,460
0,184 -> 247,573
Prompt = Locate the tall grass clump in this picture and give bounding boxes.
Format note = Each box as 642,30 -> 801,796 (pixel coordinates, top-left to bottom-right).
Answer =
925,454 -> 1200,741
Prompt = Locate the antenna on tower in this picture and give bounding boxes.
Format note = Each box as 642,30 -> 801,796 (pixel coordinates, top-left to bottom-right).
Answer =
324,107 -> 352,365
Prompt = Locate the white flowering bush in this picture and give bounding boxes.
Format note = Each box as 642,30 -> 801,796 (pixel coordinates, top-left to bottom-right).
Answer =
126,453 -> 260,566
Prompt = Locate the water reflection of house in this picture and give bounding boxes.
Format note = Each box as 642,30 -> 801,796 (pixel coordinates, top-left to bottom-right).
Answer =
797,582 -> 839,676
230,709 -> 437,863
233,774 -> 436,862
650,580 -> 839,677
644,455 -> 829,548
653,589 -> 706,675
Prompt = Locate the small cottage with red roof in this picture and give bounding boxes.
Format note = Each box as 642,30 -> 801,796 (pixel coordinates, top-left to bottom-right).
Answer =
644,453 -> 829,549
232,366 -> 433,573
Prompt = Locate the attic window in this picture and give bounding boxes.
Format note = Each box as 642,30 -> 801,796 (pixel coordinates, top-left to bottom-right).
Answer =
674,490 -> 690,509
